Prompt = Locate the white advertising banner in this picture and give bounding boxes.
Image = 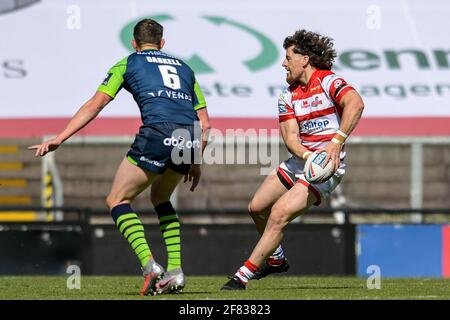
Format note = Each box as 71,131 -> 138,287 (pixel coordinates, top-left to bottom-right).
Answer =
1,0 -> 450,120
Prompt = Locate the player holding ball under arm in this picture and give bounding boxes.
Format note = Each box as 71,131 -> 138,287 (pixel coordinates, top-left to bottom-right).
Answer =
222,29 -> 364,290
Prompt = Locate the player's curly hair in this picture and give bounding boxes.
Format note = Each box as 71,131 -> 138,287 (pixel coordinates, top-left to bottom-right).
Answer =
283,30 -> 336,70
134,19 -> 163,46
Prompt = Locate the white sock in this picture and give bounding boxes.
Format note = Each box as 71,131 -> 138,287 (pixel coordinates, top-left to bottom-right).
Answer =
235,266 -> 254,284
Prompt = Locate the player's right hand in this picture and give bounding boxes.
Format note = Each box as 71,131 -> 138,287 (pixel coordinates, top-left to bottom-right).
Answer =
28,138 -> 62,157
316,141 -> 341,173
184,164 -> 201,192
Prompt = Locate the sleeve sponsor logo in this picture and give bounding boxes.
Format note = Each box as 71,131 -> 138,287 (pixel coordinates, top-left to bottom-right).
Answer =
333,79 -> 343,88
332,78 -> 350,99
278,99 -> 288,113
102,73 -> 112,86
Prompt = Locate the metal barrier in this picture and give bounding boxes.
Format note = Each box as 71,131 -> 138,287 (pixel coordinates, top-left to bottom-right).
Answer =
1,206 -> 449,224
40,135 -> 450,222
0,206 -> 448,275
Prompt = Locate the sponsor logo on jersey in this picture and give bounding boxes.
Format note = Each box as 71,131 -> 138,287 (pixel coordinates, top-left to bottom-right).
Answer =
333,79 -> 343,88
278,101 -> 288,113
148,90 -> 192,102
310,85 -> 322,92
303,119 -> 330,130
302,100 -> 311,108
139,156 -> 165,167
311,96 -> 323,107
102,73 -> 112,85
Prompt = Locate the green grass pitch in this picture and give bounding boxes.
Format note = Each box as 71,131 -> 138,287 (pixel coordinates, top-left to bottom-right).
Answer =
0,276 -> 449,300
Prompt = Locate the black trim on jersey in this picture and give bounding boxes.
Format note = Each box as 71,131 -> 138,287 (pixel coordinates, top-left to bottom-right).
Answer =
333,83 -> 348,100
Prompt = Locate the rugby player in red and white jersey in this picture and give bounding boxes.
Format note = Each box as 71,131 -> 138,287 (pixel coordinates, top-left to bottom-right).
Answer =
222,29 -> 364,290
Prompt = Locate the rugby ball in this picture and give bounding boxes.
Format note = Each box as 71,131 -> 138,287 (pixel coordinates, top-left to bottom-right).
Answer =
304,151 -> 334,184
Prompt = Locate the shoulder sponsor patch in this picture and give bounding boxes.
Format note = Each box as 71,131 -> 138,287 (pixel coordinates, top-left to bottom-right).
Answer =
102,73 -> 112,85
278,100 -> 288,113
333,79 -> 343,89
331,78 -> 350,100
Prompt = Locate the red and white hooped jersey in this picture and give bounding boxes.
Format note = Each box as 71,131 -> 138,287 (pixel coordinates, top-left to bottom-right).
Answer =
278,69 -> 354,159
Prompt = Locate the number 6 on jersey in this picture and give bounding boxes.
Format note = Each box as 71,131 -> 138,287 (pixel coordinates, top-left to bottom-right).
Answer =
158,65 -> 181,90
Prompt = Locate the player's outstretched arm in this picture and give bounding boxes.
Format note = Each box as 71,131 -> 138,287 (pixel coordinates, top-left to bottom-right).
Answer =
28,91 -> 112,157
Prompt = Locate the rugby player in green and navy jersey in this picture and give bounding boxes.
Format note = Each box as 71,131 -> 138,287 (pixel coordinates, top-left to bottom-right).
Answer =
29,19 -> 211,296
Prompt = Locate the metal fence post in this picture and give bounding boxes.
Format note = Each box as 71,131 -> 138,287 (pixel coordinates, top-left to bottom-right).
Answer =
410,142 -> 423,223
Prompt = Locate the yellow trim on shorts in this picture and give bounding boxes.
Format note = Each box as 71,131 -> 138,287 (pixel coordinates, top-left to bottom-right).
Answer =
127,155 -> 138,166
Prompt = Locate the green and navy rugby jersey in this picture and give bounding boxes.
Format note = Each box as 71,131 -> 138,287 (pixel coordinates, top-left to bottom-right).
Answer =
98,49 -> 206,125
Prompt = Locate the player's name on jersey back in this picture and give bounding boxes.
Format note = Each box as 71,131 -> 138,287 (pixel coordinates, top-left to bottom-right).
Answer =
145,56 -> 182,66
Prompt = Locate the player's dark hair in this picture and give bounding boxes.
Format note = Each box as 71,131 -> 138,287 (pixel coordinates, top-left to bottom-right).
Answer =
283,30 -> 336,70
133,19 -> 163,47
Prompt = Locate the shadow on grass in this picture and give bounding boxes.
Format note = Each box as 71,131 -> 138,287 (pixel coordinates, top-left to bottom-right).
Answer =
252,286 -> 362,291
124,291 -> 214,296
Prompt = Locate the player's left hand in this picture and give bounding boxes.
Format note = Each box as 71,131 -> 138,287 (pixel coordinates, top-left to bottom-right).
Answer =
184,164 -> 201,192
316,141 -> 342,172
28,138 -> 62,157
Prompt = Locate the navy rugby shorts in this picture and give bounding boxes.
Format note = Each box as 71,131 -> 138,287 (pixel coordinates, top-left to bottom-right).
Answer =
127,123 -> 201,175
